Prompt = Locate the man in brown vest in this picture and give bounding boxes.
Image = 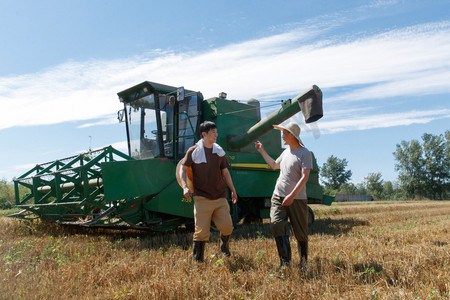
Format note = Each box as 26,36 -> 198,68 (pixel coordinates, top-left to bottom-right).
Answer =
180,121 -> 238,262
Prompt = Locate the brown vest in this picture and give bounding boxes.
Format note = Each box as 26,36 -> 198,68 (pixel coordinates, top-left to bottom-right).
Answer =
182,145 -> 229,199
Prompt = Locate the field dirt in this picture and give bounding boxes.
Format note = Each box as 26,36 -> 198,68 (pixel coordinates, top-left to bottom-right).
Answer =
1,200 -> 449,299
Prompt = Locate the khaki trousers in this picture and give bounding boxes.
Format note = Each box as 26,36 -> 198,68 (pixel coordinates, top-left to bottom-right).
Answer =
270,194 -> 308,242
193,196 -> 233,241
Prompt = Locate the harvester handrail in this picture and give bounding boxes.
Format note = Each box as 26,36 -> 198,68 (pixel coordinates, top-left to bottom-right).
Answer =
217,102 -> 280,116
175,111 -> 199,142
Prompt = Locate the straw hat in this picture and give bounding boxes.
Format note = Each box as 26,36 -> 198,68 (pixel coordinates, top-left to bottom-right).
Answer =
273,122 -> 304,146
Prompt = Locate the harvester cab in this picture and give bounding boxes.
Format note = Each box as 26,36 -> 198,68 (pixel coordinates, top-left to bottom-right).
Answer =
12,80 -> 333,231
117,82 -> 203,161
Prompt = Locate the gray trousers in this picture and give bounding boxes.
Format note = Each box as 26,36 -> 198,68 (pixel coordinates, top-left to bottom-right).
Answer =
270,194 -> 308,242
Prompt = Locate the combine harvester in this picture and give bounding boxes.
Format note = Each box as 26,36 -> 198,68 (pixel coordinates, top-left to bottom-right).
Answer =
12,81 -> 333,231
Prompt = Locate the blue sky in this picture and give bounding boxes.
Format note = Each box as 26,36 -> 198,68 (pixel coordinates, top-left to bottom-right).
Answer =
1,0 -> 449,184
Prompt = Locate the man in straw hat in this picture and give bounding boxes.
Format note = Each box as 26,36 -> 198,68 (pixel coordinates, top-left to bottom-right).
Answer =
180,121 -> 238,262
255,122 -> 312,269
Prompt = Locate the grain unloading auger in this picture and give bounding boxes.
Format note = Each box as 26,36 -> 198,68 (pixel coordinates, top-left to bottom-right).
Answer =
12,81 -> 333,230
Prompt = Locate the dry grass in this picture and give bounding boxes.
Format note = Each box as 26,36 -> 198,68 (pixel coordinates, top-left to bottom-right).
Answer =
1,200 -> 449,299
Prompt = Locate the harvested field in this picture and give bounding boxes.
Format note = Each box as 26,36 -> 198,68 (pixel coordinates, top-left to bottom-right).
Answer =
1,200 -> 449,299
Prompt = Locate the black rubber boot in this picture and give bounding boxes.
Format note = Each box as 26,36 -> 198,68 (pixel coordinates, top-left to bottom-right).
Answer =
299,241 -> 308,261
220,234 -> 231,256
274,235 -> 291,269
298,241 -> 308,269
193,241 -> 205,262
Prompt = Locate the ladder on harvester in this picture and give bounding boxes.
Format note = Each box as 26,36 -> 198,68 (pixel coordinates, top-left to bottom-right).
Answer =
12,146 -> 133,224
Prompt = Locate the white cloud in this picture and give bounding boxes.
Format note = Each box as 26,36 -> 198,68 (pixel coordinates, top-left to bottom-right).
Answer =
363,0 -> 401,9
13,163 -> 37,170
109,141 -> 129,154
327,69 -> 450,102
77,117 -> 119,128
314,109 -> 450,134
1,20 -> 450,132
74,140 -> 128,156
8,163 -> 37,179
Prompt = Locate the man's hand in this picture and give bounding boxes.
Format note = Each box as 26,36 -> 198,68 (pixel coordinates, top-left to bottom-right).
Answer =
231,191 -> 238,204
254,141 -> 279,170
254,140 -> 264,152
282,195 -> 295,206
222,168 -> 238,204
183,187 -> 191,200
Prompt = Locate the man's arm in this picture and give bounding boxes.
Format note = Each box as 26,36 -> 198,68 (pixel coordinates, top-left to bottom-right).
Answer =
282,168 -> 311,206
180,165 -> 192,200
222,168 -> 238,204
254,141 -> 280,170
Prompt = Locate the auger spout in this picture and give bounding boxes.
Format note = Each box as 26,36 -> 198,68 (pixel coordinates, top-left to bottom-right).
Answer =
228,85 -> 323,150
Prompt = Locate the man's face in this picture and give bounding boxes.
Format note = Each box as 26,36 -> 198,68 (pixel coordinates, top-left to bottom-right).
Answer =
203,128 -> 218,143
282,129 -> 295,145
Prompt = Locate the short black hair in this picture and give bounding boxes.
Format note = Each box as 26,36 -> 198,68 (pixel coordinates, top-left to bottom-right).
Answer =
199,121 -> 217,134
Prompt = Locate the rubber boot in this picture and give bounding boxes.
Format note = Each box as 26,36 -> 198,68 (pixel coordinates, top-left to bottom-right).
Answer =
220,234 -> 231,257
274,235 -> 291,269
298,241 -> 308,269
193,241 -> 205,262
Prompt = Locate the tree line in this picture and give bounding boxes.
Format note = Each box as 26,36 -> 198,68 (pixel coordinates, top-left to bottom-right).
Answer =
320,130 -> 449,200
0,131 -> 448,209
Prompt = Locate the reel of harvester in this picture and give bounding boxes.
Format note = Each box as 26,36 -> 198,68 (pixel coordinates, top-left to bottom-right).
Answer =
11,146 -> 136,227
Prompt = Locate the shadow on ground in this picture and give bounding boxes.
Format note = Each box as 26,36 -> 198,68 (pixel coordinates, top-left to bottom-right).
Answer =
10,216 -> 369,251
309,217 -> 369,235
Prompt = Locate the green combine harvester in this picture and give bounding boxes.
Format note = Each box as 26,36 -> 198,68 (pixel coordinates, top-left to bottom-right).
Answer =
11,81 -> 333,231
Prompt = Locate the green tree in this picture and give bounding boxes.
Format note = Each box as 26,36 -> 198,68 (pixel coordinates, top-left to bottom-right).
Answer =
364,172 -> 384,199
382,181 -> 395,200
393,139 -> 424,198
422,132 -> 449,199
320,155 -> 352,193
338,182 -> 357,194
393,131 -> 449,199
355,182 -> 367,195
0,178 -> 15,209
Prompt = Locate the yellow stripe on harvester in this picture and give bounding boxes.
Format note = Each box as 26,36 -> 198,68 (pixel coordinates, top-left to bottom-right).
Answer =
230,163 -> 272,169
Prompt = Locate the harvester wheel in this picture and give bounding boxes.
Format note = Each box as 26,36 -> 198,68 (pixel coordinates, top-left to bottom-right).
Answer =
185,221 -> 195,232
